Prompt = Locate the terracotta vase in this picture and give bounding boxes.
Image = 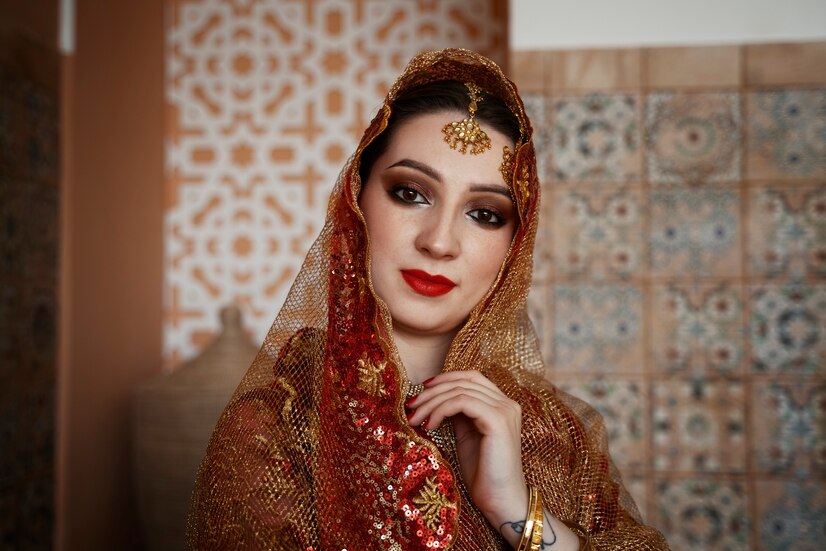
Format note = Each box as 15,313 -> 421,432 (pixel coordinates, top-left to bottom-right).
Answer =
132,306 -> 257,550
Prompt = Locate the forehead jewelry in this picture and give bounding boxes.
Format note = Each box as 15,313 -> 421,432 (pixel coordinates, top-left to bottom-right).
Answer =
501,143 -> 531,206
442,83 -> 493,155
500,145 -> 515,185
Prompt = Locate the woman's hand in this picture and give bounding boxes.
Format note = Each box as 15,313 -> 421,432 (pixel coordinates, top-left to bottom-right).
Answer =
405,370 -> 528,527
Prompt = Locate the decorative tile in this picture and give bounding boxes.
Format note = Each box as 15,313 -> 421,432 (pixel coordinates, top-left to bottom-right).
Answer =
645,46 -> 741,89
646,93 -> 741,184
653,477 -> 751,550
0,284 -> 20,378
746,42 -> 826,87
551,189 -> 644,280
0,68 -> 59,183
509,50 -> 545,93
649,189 -> 741,277
650,285 -> 744,375
755,479 -> 826,551
526,281 -> 553,370
553,284 -> 643,374
27,288 -> 57,370
550,93 -> 641,182
557,378 -> 648,471
624,476 -> 649,523
547,49 -> 641,92
522,94 -> 552,186
531,188 -> 555,284
0,183 -> 59,282
747,186 -> 826,279
652,381 -> 746,473
750,285 -> 826,374
747,90 -> 826,179
751,381 -> 826,476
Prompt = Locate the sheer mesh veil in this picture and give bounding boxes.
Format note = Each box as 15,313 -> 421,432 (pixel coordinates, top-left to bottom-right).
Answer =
188,48 -> 669,550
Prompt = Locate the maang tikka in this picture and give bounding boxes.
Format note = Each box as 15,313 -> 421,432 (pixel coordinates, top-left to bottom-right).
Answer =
442,83 -> 492,155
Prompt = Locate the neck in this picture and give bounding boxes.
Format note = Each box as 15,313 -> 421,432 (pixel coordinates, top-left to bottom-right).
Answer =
392,325 -> 457,384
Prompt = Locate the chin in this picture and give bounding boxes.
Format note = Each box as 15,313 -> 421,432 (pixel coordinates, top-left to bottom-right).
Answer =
389,306 -> 465,337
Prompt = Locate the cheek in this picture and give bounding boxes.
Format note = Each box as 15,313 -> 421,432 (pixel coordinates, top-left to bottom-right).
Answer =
469,232 -> 513,290
360,191 -> 401,281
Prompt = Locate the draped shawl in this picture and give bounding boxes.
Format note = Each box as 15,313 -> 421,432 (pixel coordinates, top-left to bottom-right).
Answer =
188,48 -> 669,551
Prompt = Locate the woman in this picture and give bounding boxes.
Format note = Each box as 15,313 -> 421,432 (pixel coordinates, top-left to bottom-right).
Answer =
189,49 -> 669,550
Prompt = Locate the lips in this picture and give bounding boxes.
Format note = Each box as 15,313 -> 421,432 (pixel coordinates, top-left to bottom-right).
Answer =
401,269 -> 456,297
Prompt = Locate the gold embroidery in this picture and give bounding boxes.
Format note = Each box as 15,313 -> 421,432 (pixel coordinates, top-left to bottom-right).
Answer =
356,356 -> 387,397
516,163 -> 531,201
275,377 -> 297,420
442,83 -> 492,155
500,145 -> 515,185
411,476 -> 456,531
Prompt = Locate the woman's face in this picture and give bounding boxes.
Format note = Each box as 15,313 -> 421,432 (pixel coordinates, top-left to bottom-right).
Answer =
360,111 -> 517,339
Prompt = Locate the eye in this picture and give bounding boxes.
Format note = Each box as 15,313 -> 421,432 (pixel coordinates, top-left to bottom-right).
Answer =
468,208 -> 505,227
391,185 -> 429,205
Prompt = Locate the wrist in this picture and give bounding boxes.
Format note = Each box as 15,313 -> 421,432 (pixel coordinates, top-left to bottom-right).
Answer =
491,484 -> 530,548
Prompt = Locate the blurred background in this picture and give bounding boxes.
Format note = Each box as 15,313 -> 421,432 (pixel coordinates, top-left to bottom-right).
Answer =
1,0 -> 824,549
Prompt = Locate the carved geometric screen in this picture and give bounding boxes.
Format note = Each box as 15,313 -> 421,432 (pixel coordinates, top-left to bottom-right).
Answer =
165,0 -> 507,364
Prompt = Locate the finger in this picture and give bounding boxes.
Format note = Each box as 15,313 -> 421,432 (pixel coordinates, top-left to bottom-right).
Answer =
410,373 -> 506,408
409,387 -> 520,431
404,380 -> 508,409
425,370 -> 503,395
423,392 -> 519,433
407,386 -> 501,426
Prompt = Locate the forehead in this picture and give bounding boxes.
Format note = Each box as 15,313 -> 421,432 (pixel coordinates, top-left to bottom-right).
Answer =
379,112 -> 515,183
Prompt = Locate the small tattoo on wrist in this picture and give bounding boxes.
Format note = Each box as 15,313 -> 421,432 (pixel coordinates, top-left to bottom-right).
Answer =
499,518 -> 558,549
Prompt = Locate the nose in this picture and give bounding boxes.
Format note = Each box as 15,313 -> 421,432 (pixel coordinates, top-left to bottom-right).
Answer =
415,209 -> 460,259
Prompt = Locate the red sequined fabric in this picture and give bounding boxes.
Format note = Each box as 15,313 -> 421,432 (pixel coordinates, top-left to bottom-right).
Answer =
188,49 -> 669,550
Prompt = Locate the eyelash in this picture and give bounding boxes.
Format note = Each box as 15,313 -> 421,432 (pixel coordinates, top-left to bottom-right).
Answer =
388,184 -> 508,228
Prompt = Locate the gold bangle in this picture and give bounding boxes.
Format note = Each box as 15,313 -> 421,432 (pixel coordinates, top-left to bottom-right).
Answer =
517,486 -> 544,551
516,486 -> 537,551
528,488 -> 543,551
561,519 -> 592,551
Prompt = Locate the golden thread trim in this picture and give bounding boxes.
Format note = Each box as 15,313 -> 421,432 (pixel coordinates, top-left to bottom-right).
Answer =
442,83 -> 492,155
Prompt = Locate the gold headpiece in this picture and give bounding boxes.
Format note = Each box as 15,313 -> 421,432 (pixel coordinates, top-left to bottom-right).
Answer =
500,142 -> 530,204
442,83 -> 492,155
500,145 -> 515,184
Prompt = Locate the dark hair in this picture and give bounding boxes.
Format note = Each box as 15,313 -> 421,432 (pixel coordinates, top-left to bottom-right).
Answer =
358,80 -> 521,184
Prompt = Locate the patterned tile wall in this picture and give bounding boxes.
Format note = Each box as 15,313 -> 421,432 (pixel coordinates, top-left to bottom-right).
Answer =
165,0 -> 507,365
514,43 -> 826,550
0,55 -> 59,548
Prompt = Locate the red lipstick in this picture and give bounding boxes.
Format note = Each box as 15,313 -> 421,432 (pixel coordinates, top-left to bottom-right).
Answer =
401,270 -> 456,297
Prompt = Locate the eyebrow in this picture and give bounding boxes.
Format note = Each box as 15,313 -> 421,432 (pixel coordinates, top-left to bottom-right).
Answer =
386,158 -> 512,200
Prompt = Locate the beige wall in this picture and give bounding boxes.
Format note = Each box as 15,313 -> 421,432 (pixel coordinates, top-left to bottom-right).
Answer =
59,0 -> 164,547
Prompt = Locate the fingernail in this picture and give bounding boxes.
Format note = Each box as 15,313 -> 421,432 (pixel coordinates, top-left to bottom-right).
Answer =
422,417 -> 430,429
423,377 -> 435,385
406,410 -> 414,421
405,396 -> 417,408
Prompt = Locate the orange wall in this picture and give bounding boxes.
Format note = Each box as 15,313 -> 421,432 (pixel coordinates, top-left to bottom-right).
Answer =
59,0 -> 164,548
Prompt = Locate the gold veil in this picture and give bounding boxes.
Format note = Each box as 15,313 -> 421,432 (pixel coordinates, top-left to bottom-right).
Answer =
188,48 -> 668,550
